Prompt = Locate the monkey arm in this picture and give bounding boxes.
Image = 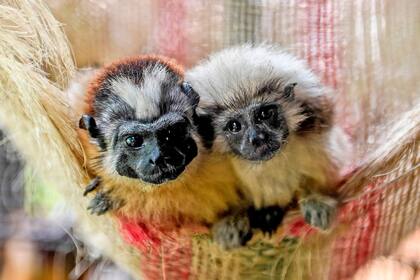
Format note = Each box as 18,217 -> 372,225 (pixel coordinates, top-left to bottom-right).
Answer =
295,126 -> 352,230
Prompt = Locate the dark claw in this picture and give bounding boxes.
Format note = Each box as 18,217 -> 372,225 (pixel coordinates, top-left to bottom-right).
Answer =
87,191 -> 113,215
248,205 -> 286,234
83,177 -> 100,196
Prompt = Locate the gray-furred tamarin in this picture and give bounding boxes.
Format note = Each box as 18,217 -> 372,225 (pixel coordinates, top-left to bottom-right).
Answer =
187,45 -> 352,247
75,56 -> 252,235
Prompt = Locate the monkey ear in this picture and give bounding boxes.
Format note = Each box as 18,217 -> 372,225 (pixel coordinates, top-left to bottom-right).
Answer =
181,81 -> 200,108
79,115 -> 107,150
283,83 -> 297,100
79,115 -> 101,139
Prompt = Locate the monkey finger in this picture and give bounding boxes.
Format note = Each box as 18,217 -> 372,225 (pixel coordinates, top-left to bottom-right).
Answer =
83,177 -> 100,196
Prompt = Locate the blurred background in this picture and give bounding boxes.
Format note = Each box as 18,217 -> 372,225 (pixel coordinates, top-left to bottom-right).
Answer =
0,0 -> 418,279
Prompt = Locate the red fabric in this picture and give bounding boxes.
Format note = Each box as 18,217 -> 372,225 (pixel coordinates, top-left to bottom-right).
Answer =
118,216 -> 194,280
119,216 -> 162,252
286,219 -> 317,237
153,0 -> 188,65
301,0 -> 339,89
329,184 -> 381,279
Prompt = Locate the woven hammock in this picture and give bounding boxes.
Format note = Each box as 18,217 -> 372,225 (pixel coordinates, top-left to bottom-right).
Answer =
0,0 -> 418,279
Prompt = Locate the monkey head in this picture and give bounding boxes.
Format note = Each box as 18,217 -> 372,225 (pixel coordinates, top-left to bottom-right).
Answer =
80,56 -> 200,185
187,45 -> 332,162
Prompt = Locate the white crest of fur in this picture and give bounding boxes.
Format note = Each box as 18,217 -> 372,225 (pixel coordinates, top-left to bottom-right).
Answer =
187,44 -> 351,209
186,44 -> 325,106
110,64 -> 170,119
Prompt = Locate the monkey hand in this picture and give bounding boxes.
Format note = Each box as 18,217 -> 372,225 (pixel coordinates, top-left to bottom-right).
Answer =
299,194 -> 338,230
211,206 -> 287,249
83,177 -> 123,215
211,211 -> 252,250
87,191 -> 115,215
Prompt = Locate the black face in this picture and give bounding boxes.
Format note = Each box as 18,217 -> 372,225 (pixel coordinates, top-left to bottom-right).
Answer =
222,103 -> 289,161
80,60 -> 201,185
112,114 -> 198,184
81,112 -> 198,184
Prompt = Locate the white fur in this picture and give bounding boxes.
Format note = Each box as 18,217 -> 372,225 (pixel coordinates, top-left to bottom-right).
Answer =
186,44 -> 325,107
187,45 -> 352,209
232,132 -> 351,208
110,64 -> 170,119
65,68 -> 97,115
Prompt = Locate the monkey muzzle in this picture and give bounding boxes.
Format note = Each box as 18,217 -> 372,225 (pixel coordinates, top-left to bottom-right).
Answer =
139,137 -> 198,185
238,128 -> 282,161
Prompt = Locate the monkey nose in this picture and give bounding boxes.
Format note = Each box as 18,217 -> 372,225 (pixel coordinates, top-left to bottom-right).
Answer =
149,147 -> 162,166
249,130 -> 266,146
149,158 -> 158,165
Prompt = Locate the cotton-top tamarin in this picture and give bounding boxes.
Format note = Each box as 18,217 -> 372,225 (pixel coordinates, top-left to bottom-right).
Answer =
76,56 -> 253,238
186,45 -> 352,246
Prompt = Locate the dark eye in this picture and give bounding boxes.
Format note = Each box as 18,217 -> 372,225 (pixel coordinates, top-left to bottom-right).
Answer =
125,135 -> 143,148
227,120 -> 242,133
257,107 -> 274,121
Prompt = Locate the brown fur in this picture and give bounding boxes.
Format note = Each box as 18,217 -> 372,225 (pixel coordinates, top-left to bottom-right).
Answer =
295,94 -> 334,135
